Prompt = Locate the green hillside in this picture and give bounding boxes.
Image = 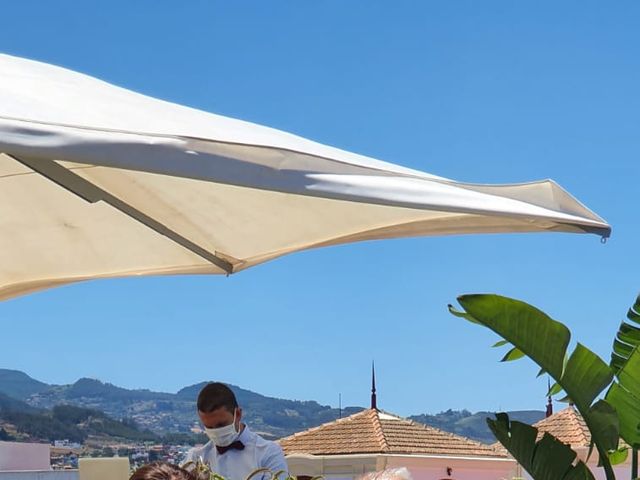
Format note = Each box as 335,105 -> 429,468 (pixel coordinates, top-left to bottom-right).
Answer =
0,369 -> 545,443
0,403 -> 157,443
0,369 -> 49,400
409,409 -> 545,443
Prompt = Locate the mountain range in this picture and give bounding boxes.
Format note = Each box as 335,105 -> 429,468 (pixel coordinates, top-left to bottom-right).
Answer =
0,369 -> 544,443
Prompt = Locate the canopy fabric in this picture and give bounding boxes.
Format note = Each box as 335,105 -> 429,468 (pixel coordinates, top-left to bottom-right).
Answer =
0,54 -> 610,300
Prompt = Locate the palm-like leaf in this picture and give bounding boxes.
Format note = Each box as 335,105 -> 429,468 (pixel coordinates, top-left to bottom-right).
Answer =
606,295 -> 640,448
611,295 -> 640,372
488,413 -> 595,480
449,294 -> 618,480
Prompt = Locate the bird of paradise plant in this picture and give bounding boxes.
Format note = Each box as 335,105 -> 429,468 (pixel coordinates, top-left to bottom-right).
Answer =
449,293 -> 640,480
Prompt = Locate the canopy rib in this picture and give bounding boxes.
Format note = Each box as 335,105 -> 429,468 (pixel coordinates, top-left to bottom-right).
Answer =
10,154 -> 235,274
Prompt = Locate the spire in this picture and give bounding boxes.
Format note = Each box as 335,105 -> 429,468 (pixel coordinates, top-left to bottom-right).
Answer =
546,377 -> 553,418
371,361 -> 377,410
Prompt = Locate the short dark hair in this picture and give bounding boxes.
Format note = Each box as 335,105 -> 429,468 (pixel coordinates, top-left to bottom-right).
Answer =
197,382 -> 238,414
130,462 -> 198,480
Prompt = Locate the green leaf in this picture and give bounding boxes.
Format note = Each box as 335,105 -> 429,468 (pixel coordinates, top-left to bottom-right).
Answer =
606,347 -> 640,447
606,296 -> 640,451
588,400 -> 619,453
628,296 -> 640,324
608,446 -> 629,465
457,295 -> 570,379
487,414 -> 595,480
447,304 -> 481,324
452,294 -> 617,480
531,433 -> 578,480
611,351 -> 628,374
492,339 -> 510,348
563,462 -> 597,480
501,347 -> 526,362
487,414 -> 536,472
547,382 -> 563,397
616,323 -> 640,344
615,346 -> 640,399
562,344 -> 613,412
613,339 -> 635,360
606,382 -> 640,447
610,294 -> 640,373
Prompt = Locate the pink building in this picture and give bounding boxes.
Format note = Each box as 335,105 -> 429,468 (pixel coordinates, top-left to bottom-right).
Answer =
0,441 -> 51,472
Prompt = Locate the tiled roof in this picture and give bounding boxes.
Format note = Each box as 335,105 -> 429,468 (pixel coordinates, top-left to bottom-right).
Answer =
533,406 -> 591,447
278,408 -> 505,458
491,406 -> 592,454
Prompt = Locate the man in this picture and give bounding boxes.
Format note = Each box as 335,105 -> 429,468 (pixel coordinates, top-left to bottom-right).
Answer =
184,382 -> 287,480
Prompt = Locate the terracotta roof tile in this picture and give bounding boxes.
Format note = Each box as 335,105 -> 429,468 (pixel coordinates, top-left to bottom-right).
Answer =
491,406 -> 616,453
278,409 -> 505,458
533,406 -> 591,447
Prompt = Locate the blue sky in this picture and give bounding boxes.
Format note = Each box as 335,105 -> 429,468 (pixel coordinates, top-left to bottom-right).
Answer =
1,1 -> 639,417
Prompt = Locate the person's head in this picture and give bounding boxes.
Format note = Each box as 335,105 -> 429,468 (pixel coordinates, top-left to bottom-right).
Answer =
129,462 -> 197,480
197,382 -> 242,446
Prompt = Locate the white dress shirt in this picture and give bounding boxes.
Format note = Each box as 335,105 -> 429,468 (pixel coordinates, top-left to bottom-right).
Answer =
184,425 -> 287,480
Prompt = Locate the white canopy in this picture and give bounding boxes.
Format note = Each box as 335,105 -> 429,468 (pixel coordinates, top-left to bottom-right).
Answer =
0,54 -> 610,300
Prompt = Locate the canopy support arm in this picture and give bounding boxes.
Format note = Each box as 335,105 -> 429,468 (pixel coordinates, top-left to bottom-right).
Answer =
10,154 -> 234,274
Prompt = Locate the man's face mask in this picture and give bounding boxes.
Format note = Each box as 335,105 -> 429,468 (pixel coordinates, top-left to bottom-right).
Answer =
204,409 -> 239,447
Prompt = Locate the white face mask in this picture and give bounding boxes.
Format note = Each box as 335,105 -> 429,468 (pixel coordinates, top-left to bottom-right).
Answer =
204,409 -> 240,447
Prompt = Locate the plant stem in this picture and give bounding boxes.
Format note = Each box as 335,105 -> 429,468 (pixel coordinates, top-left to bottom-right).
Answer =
595,443 -> 616,480
582,413 -> 616,480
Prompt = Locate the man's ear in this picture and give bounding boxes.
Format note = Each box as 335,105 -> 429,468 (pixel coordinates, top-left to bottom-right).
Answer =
236,407 -> 243,424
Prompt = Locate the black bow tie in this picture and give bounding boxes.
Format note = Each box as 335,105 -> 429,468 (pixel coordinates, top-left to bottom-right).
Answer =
216,440 -> 245,455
